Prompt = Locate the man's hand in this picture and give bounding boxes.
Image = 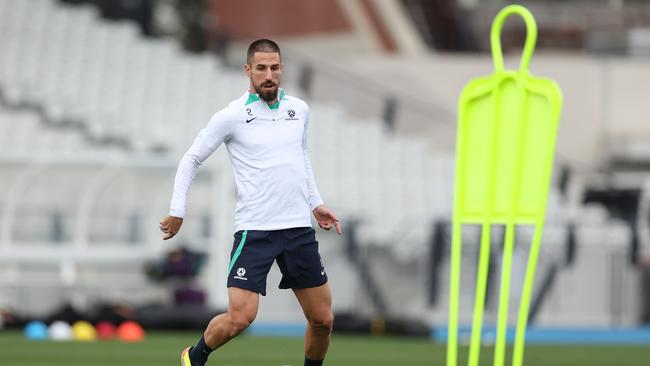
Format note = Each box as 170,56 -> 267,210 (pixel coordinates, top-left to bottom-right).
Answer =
313,205 -> 342,235
159,215 -> 183,240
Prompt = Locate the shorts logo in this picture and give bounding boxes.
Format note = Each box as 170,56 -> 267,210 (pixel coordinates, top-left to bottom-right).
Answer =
320,258 -> 325,276
234,267 -> 247,280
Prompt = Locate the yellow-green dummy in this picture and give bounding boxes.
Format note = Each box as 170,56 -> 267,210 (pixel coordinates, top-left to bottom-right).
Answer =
446,5 -> 563,366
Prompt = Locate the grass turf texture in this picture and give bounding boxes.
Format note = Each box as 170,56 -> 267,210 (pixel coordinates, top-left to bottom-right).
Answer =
1,330 -> 649,366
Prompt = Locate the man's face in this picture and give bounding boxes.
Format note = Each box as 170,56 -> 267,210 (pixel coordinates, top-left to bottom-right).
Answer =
245,52 -> 282,103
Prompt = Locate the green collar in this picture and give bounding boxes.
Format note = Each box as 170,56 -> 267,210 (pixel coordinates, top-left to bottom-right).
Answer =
246,89 -> 286,110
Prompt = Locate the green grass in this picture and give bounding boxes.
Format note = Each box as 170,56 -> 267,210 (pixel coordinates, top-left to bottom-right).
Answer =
1,330 -> 649,366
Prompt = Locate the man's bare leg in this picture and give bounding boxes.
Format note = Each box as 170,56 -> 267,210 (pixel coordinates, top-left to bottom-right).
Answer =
293,283 -> 334,365
186,287 -> 259,366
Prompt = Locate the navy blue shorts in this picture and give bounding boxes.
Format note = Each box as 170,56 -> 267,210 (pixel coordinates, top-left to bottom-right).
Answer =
226,227 -> 328,296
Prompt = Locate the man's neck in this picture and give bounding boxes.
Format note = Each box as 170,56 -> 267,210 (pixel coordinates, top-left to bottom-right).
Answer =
248,88 -> 277,106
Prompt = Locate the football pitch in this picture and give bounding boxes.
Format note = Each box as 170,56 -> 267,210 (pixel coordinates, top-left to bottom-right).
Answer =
1,330 -> 649,366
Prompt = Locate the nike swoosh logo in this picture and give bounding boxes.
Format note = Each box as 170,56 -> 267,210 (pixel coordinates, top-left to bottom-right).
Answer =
246,117 -> 256,123
321,270 -> 325,276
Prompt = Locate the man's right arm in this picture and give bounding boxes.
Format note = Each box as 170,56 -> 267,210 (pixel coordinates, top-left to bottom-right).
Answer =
161,109 -> 233,240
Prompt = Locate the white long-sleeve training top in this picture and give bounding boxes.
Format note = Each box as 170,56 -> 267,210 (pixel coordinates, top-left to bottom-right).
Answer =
169,89 -> 323,231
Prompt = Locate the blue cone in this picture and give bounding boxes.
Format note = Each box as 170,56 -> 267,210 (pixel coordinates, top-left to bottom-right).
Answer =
24,320 -> 48,340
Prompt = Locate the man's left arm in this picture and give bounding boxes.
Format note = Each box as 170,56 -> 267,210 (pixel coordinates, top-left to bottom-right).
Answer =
302,106 -> 342,235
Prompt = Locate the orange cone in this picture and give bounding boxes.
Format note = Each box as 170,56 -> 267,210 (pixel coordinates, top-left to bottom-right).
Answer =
117,321 -> 145,342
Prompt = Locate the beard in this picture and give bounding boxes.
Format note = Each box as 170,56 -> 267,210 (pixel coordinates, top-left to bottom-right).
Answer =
254,81 -> 278,102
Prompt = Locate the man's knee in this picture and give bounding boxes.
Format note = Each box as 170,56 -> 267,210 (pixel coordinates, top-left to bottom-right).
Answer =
309,311 -> 334,334
223,287 -> 259,337
229,311 -> 255,336
204,309 -> 256,341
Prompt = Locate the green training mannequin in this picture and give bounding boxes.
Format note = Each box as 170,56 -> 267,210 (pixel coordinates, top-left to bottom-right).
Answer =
446,5 -> 563,366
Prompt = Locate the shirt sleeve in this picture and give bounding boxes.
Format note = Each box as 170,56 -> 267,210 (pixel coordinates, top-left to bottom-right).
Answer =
169,108 -> 233,218
302,105 -> 324,210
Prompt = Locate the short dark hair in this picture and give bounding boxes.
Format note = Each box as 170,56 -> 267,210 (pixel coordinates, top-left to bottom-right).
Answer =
247,39 -> 281,64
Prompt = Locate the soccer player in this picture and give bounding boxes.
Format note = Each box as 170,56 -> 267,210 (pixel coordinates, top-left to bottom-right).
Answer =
159,39 -> 341,366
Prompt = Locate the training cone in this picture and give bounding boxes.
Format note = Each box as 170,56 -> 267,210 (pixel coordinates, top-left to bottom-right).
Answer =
117,321 -> 145,342
24,320 -> 48,340
49,321 -> 73,341
95,321 -> 116,340
72,320 -> 97,341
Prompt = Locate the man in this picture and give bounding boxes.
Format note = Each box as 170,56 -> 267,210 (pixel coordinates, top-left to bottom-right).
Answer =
159,39 -> 341,366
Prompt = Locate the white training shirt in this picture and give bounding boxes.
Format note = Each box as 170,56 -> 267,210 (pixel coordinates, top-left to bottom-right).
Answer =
169,89 -> 323,231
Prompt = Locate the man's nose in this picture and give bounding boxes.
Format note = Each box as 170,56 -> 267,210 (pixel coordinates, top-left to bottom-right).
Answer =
264,69 -> 273,80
